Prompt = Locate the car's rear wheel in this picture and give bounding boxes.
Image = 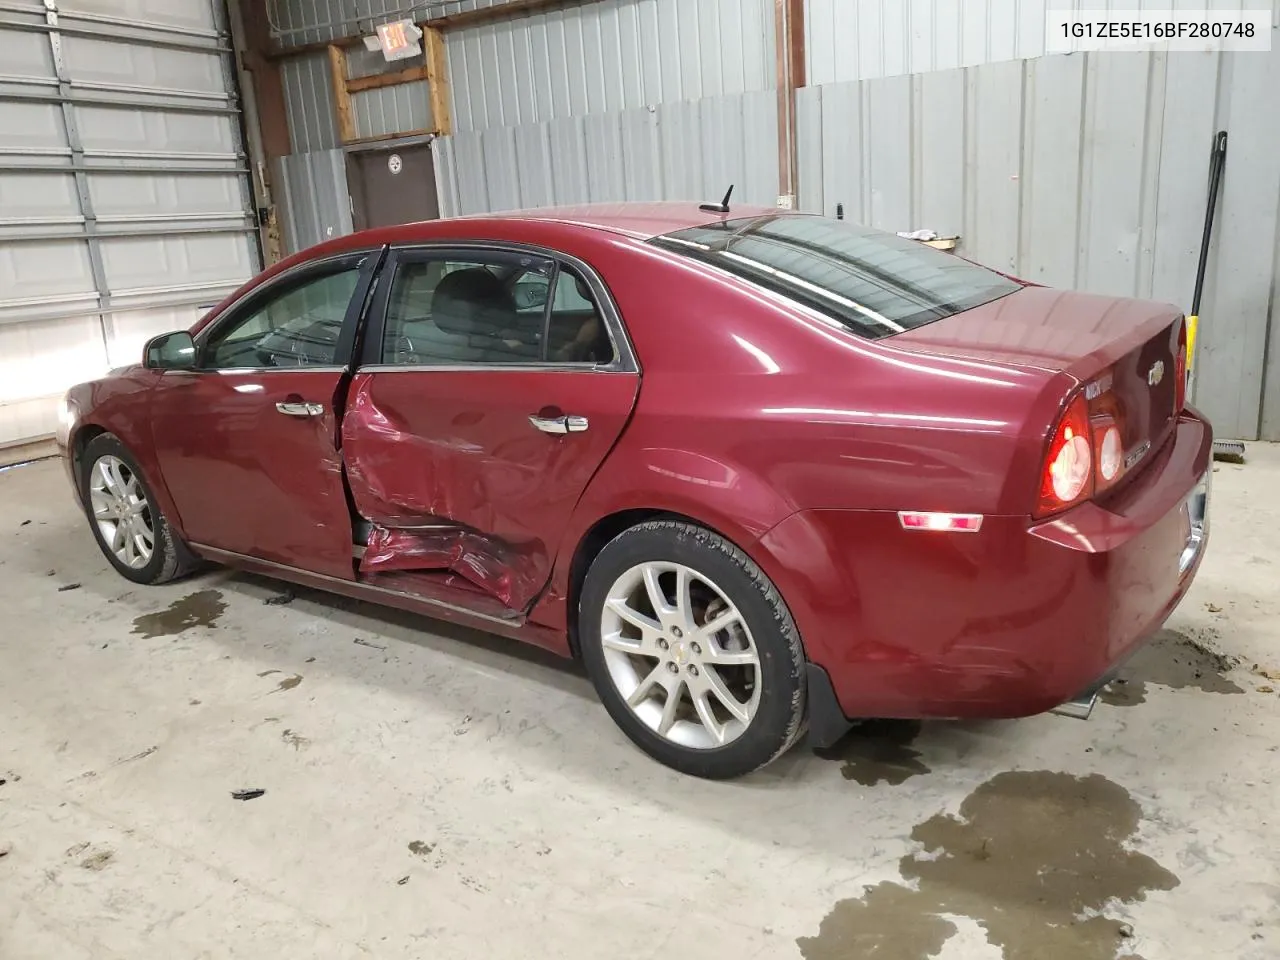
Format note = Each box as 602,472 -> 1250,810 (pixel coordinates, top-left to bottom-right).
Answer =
579,520 -> 807,779
79,433 -> 194,585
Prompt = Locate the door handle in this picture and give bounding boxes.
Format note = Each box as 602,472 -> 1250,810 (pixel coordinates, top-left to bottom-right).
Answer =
529,414 -> 589,435
275,401 -> 325,417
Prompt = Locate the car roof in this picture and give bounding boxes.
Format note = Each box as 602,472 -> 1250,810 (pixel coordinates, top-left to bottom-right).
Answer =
464,201 -> 783,240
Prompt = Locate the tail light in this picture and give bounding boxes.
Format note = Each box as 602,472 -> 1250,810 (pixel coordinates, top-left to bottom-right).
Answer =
1174,319 -> 1187,412
1036,393 -> 1093,517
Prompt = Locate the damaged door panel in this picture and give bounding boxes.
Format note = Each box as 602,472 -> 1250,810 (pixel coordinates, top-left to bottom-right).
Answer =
151,255 -> 377,578
342,369 -> 639,610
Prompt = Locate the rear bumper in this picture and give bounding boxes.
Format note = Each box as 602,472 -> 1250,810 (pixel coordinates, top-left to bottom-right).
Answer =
761,409 -> 1213,722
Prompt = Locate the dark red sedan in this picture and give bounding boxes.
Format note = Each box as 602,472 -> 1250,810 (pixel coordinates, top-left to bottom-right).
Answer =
58,203 -> 1212,779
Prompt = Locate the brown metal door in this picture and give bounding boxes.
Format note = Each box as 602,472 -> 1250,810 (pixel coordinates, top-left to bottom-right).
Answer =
346,143 -> 440,231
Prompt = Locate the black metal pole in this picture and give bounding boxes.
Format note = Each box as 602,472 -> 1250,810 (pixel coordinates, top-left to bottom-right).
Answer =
1191,130 -> 1228,317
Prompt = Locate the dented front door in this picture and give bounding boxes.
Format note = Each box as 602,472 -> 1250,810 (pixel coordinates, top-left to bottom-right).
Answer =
341,368 -> 639,610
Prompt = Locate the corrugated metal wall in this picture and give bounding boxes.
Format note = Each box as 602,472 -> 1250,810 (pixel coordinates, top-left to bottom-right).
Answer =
273,148 -> 354,252
805,0 -> 1280,85
433,88 -> 777,215
444,0 -> 775,132
0,0 -> 257,458
273,0 -> 775,148
796,45 -> 1280,441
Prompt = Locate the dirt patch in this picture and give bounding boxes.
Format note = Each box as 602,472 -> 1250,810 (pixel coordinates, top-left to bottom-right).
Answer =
798,771 -> 1178,960
1098,628 -> 1242,706
281,728 -> 309,750
271,674 -> 303,693
814,721 -> 929,786
131,590 -> 226,638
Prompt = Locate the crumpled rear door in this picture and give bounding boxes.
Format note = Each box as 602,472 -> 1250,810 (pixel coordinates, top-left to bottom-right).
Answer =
342,368 -> 638,610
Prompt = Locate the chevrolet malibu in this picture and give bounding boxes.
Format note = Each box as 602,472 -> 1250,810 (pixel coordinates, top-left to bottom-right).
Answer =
58,203 -> 1211,779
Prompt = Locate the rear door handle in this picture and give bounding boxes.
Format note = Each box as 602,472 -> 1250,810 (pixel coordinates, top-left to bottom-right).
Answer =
276,401 -> 325,417
529,414 -> 589,434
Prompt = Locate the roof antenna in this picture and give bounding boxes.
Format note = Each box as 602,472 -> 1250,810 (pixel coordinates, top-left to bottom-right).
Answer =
699,184 -> 734,214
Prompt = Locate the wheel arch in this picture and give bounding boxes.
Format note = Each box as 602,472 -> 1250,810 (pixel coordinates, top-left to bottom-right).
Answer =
559,505 -> 794,663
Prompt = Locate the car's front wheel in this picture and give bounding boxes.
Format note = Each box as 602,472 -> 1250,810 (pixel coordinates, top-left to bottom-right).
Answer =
579,520 -> 807,779
79,433 -> 194,585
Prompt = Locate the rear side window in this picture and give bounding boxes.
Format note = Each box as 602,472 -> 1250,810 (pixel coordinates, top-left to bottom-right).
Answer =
650,215 -> 1020,338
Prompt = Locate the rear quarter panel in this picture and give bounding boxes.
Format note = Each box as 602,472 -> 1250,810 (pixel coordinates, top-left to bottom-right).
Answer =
512,230 -> 1066,631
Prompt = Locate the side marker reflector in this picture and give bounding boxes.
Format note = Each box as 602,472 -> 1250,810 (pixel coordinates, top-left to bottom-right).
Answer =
898,511 -> 984,533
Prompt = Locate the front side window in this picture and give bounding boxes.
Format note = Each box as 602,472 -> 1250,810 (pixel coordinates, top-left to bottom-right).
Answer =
380,253 -> 615,366
650,215 -> 1020,339
201,266 -> 360,370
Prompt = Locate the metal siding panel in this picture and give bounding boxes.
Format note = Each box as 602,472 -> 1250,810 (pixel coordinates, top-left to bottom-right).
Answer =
480,126 -> 521,211
513,122 -> 554,207
865,74 -> 911,231
452,130 -> 490,213
917,68 -> 964,239
1077,53 -> 1151,298
1149,52 -> 1220,311
795,84 -> 825,214
806,0 -> 835,88
657,98 -> 702,202
967,59 -> 1023,272
440,0 -> 775,133
432,135 -> 461,218
741,88 -> 778,207
619,105 -> 661,201
580,112 -> 622,202
698,94 -> 743,205
856,0 -> 884,80
274,148 -> 352,253
1204,45 -> 1280,438
881,0 -> 909,79
548,115 -> 590,205
282,52 -> 337,152
1019,53 -> 1086,287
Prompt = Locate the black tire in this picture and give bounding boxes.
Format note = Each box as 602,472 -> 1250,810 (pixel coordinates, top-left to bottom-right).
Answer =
78,433 -> 196,585
578,520 -> 807,779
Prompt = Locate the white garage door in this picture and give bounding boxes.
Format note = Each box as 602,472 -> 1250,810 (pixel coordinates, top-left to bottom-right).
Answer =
0,0 -> 258,464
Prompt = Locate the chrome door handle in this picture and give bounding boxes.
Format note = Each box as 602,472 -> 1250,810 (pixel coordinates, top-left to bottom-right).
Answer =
275,401 -> 325,417
529,414 -> 589,435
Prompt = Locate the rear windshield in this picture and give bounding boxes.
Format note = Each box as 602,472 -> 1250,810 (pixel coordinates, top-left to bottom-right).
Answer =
650,215 -> 1020,339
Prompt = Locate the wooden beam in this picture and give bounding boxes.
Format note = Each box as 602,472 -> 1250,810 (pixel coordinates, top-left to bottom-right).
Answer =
327,44 -> 357,144
787,0 -> 806,90
346,63 -> 429,94
345,128 -> 433,147
424,27 -> 452,137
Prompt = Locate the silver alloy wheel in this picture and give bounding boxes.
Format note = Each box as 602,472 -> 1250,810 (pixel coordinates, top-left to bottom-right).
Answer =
600,561 -> 762,749
88,454 -> 155,570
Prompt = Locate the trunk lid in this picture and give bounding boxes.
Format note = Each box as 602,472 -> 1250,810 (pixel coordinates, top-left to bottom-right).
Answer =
891,286 -> 1183,458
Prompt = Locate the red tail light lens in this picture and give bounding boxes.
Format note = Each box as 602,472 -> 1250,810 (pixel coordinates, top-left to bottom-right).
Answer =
1037,394 -> 1093,517
1174,319 -> 1187,412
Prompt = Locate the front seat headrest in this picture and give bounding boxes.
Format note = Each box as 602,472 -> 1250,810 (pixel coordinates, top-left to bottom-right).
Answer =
431,268 -> 517,338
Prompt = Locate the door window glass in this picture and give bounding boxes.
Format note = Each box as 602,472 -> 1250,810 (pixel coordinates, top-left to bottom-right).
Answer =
382,254 -> 555,365
545,265 -> 614,364
201,267 -> 360,370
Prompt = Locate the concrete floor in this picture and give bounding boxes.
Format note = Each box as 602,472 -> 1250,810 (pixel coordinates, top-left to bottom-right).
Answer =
1,451 -> 1278,960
